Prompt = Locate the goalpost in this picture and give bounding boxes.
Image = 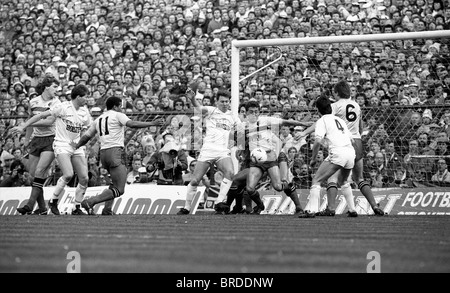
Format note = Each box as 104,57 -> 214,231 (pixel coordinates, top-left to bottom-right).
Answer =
230,30 -> 450,117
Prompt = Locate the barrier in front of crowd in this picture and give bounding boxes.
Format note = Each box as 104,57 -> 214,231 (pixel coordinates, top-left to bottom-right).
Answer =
0,185 -> 449,216
0,185 -> 204,215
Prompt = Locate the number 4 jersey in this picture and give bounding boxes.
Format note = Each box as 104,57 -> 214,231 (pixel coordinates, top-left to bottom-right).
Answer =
315,114 -> 353,152
331,99 -> 361,139
89,110 -> 131,150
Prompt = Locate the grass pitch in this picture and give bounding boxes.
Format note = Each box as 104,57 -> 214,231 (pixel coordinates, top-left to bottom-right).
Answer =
0,214 -> 449,273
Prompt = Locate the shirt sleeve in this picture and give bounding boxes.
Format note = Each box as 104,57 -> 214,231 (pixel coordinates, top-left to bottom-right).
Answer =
50,103 -> 63,118
314,117 -> 326,140
117,112 -> 132,126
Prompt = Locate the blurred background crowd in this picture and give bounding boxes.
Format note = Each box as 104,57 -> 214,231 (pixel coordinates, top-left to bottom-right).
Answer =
1,0 -> 450,191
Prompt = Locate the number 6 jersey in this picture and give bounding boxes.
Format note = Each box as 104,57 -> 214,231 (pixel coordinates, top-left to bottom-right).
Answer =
88,110 -> 131,150
331,99 -> 361,139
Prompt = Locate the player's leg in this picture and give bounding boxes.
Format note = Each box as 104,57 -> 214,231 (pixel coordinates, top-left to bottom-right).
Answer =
226,168 -> 249,214
278,160 -> 303,213
243,166 -> 264,214
83,165 -> 127,215
82,148 -> 126,215
17,153 -> 40,214
178,160 -> 210,214
353,159 -> 385,215
326,171 -> 339,210
214,157 -> 235,212
337,169 -> 358,217
306,161 -> 341,213
27,151 -> 55,214
71,155 -> 89,214
50,153 -> 75,213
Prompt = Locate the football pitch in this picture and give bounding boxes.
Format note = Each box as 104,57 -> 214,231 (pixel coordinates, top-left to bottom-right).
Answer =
0,214 -> 449,273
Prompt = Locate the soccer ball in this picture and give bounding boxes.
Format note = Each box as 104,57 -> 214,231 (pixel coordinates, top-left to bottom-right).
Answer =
251,147 -> 268,163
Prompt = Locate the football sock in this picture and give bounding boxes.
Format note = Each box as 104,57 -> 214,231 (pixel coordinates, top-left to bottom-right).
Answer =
52,177 -> 70,201
184,183 -> 197,211
305,185 -> 321,213
216,178 -> 232,204
226,185 -> 238,206
73,183 -> 87,210
358,181 -> 377,208
27,177 -> 46,210
341,183 -> 356,212
326,182 -> 338,210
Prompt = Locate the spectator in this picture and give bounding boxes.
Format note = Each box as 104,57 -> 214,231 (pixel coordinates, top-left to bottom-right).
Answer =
292,162 -> 313,189
126,158 -> 143,185
431,158 -> 450,186
0,159 -> 31,187
387,166 -> 415,188
146,132 -> 188,185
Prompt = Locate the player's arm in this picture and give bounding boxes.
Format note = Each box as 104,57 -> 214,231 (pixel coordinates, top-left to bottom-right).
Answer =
186,87 -> 208,116
294,122 -> 316,140
310,138 -> 322,167
76,123 -> 98,149
10,110 -> 53,135
125,118 -> 164,128
281,119 -> 314,128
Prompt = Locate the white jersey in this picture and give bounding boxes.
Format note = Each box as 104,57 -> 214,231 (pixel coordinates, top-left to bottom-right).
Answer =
201,106 -> 237,152
29,95 -> 61,137
51,101 -> 92,143
89,110 -> 131,150
331,99 -> 361,139
315,114 -> 353,153
248,116 -> 283,156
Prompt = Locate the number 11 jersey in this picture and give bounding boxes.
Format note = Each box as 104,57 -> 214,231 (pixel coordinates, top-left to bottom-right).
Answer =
92,110 -> 131,150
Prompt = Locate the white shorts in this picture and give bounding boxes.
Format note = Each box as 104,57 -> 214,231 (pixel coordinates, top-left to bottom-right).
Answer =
53,142 -> 85,158
325,147 -> 355,169
197,148 -> 231,164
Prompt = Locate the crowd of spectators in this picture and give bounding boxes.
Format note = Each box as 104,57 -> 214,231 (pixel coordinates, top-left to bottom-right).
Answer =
1,0 -> 450,189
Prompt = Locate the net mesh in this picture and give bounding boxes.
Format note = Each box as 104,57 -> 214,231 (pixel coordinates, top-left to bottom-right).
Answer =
2,36 -> 450,188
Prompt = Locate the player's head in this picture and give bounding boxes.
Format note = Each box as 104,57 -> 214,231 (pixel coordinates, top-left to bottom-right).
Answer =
71,84 -> 90,103
216,89 -> 231,110
106,96 -> 122,111
245,100 -> 261,123
36,75 -> 59,96
333,79 -> 351,100
316,96 -> 332,115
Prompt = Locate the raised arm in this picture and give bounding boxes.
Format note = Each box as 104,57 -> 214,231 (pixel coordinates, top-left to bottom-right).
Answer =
186,87 -> 208,116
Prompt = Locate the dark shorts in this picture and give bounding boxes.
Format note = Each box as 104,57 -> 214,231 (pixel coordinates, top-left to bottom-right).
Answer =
100,147 -> 126,172
352,138 -> 363,162
250,160 -> 279,173
29,135 -> 55,157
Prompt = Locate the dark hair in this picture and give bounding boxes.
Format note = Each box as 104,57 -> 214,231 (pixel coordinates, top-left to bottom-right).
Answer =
245,100 -> 261,111
71,84 -> 89,100
316,96 -> 332,115
216,89 -> 231,99
35,75 -> 59,95
106,96 -> 122,110
333,79 -> 350,99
